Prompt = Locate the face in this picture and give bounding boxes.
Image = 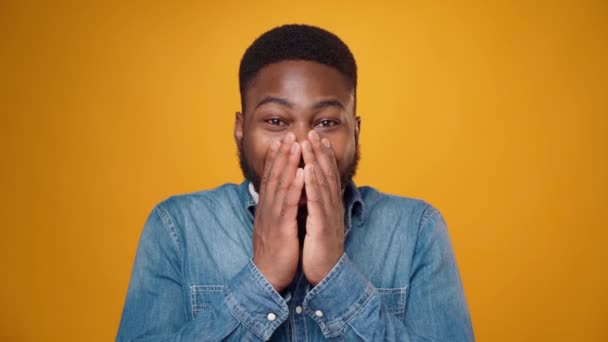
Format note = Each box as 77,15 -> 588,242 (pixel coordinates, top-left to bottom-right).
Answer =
235,60 -> 360,196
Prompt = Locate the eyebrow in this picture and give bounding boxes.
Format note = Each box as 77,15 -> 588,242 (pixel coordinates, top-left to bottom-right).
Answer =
312,99 -> 344,110
255,96 -> 294,110
255,96 -> 345,111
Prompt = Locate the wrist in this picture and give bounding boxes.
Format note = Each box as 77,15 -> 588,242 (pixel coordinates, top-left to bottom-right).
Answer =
252,256 -> 288,292
304,250 -> 343,287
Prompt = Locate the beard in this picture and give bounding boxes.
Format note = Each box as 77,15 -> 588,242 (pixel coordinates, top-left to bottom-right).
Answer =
237,137 -> 360,195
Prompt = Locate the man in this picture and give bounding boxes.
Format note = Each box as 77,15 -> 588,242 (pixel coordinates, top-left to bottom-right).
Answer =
117,24 -> 474,341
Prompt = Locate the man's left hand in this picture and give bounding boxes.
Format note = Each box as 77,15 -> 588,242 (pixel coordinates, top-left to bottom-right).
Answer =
300,130 -> 345,286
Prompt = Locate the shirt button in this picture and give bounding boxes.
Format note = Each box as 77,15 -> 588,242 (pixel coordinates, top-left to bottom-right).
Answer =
267,313 -> 277,321
295,306 -> 303,314
315,310 -> 324,318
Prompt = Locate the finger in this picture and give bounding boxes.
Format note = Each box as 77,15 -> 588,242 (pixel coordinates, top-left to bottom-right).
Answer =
262,133 -> 295,200
300,139 -> 316,168
259,139 -> 281,198
301,139 -> 331,204
304,164 -> 323,218
304,132 -> 337,205
274,141 -> 301,207
309,131 -> 341,197
281,167 -> 304,220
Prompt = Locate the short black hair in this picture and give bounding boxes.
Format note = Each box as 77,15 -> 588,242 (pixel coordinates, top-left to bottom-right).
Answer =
239,24 -> 357,112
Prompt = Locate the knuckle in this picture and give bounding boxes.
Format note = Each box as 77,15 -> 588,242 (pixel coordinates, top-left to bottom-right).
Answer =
262,166 -> 271,181
307,194 -> 322,203
263,170 -> 279,183
316,174 -> 328,186
283,198 -> 299,210
286,198 -> 299,207
278,178 -> 290,191
323,169 -> 334,181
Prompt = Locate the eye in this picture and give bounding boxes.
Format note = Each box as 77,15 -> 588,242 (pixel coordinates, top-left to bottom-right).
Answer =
265,118 -> 287,127
315,119 -> 338,128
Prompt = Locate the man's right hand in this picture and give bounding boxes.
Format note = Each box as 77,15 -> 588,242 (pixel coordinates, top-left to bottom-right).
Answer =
252,132 -> 304,292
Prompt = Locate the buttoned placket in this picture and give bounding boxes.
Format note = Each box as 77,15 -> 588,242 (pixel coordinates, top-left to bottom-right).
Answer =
288,270 -> 310,342
242,180 -> 365,341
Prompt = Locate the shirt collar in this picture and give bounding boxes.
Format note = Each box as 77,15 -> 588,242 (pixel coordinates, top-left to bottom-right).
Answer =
343,180 -> 365,231
248,182 -> 259,204
239,179 -> 365,230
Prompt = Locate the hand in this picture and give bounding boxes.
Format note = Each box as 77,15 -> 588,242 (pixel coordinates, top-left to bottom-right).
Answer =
300,130 -> 345,286
252,132 -> 304,292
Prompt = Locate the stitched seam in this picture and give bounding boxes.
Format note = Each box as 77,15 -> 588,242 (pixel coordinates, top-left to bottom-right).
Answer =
418,204 -> 439,238
155,203 -> 182,258
224,291 -> 262,339
343,284 -> 377,326
412,204 -> 439,276
223,262 -> 287,340
224,286 -> 277,341
406,204 -> 439,322
190,286 -> 196,318
247,262 -> 286,305
190,285 -> 224,318
333,282 -> 375,331
307,258 -> 375,337
377,287 -> 408,314
306,254 -> 348,299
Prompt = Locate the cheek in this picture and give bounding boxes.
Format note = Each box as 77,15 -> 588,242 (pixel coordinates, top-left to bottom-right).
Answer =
331,137 -> 357,171
245,132 -> 275,172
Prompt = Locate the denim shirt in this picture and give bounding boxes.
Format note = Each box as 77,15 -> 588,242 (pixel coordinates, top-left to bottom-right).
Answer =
117,181 -> 474,341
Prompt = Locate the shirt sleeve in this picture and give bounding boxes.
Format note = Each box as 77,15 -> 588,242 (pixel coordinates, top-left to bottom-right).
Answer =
116,205 -> 289,341
302,206 -> 475,341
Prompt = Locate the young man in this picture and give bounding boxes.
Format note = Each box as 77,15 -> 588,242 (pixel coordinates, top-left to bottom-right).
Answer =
117,24 -> 474,341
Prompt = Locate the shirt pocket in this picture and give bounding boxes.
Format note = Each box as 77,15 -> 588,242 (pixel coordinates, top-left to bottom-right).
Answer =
190,285 -> 225,319
377,287 -> 408,320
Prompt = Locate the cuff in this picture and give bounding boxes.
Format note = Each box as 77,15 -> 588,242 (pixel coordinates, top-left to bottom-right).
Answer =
302,253 -> 376,338
224,259 -> 290,341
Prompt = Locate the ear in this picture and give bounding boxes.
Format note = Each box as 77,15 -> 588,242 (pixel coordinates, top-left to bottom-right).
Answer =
234,112 -> 244,146
354,116 -> 361,139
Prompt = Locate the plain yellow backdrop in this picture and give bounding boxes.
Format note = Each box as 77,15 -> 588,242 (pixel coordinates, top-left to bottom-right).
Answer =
1,0 -> 606,341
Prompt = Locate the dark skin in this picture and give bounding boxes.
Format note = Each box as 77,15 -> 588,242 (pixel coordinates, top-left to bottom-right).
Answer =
234,60 -> 361,292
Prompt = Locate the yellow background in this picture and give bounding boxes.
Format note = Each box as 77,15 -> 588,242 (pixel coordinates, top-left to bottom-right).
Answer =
1,1 -> 606,340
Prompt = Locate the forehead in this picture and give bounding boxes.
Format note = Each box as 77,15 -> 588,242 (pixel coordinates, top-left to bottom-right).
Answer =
245,60 -> 353,110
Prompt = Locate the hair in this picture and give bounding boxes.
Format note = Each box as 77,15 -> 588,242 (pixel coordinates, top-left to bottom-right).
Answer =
238,24 -> 357,112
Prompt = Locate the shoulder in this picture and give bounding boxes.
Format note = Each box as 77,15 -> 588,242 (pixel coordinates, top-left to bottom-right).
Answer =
357,185 -> 443,233
152,183 -> 243,223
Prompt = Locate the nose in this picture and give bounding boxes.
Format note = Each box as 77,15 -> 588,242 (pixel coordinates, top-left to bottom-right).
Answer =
291,124 -> 310,145
289,125 -> 309,168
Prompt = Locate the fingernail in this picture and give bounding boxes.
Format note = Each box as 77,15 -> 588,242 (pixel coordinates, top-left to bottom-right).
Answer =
322,138 -> 330,148
296,168 -> 303,178
271,140 -> 280,151
309,130 -> 320,141
290,142 -> 299,154
302,141 -> 311,151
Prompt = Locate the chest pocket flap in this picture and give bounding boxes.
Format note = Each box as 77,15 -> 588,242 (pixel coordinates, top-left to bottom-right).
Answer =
377,287 -> 408,320
190,285 -> 224,319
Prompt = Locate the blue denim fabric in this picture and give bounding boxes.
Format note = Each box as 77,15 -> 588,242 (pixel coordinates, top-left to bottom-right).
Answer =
117,181 -> 474,341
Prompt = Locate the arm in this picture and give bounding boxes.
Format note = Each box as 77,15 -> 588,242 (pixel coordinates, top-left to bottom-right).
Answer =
300,131 -> 473,340
303,207 -> 474,341
116,205 -> 290,341
117,132 -> 306,341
